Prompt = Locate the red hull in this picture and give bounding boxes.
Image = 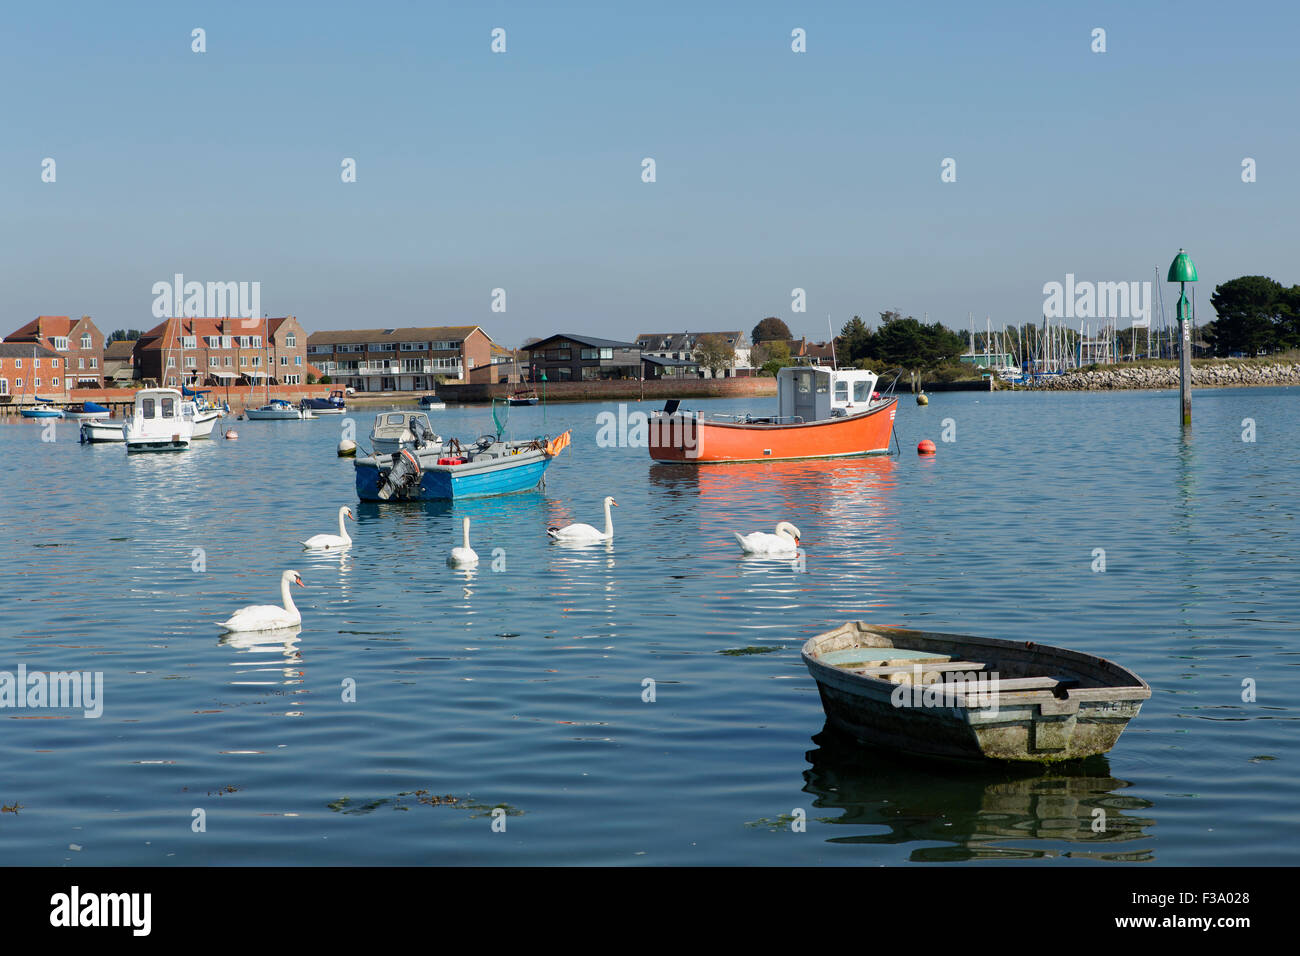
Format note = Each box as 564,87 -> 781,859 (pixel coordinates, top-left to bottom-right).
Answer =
649,398 -> 898,463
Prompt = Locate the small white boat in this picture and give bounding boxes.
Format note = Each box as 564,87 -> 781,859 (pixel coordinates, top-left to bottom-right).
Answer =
418,394 -> 446,410
123,387 -> 194,452
80,418 -> 127,443
245,399 -> 302,420
183,401 -> 222,438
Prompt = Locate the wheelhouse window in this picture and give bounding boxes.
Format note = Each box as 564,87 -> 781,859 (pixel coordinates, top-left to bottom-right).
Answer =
161,397 -> 175,417
142,398 -> 156,418
834,381 -> 849,403
853,381 -> 872,402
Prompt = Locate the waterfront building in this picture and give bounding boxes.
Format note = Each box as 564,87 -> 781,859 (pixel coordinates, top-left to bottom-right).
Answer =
135,316 -> 311,388
0,341 -> 65,398
2,315 -> 105,389
634,331 -> 752,378
307,326 -> 492,392
524,334 -> 642,381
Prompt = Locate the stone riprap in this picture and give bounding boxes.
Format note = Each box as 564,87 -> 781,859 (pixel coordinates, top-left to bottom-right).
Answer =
1032,363 -> 1300,390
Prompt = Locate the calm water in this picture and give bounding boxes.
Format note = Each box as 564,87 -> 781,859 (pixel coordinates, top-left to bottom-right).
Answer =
0,388 -> 1296,865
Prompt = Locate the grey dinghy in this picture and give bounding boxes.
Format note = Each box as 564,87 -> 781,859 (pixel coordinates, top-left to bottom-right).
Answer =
802,622 -> 1150,763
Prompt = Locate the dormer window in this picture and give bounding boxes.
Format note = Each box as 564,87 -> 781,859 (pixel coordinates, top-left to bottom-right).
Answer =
53,337 -> 69,351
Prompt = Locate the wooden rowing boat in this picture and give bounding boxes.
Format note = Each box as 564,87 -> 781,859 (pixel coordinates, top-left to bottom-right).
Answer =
802,622 -> 1150,763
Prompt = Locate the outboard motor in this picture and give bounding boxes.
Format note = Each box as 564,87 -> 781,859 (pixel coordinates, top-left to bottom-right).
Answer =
377,448 -> 423,500
409,416 -> 429,449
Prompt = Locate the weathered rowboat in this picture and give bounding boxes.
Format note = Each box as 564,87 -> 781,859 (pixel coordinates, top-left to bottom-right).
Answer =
802,622 -> 1150,763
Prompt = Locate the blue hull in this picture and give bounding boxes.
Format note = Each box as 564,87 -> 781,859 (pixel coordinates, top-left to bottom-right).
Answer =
356,454 -> 551,500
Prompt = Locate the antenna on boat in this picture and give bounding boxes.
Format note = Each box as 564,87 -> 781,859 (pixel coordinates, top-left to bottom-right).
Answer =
827,315 -> 837,370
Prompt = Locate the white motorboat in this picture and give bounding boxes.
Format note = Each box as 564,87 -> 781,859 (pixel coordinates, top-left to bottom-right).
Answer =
245,399 -> 302,420
123,388 -> 194,452
183,401 -> 223,438
64,401 -> 111,420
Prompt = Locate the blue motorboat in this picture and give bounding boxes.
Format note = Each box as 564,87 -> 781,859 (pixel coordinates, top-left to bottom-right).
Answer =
354,428 -> 570,501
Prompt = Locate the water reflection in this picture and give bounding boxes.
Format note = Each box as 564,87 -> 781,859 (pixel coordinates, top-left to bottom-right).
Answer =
218,625 -> 304,686
801,727 -> 1156,861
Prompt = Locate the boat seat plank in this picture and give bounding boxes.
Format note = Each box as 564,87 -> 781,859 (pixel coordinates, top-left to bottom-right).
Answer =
819,647 -> 951,668
849,660 -> 988,677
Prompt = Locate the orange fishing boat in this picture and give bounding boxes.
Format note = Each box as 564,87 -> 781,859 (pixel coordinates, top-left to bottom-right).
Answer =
649,365 -> 899,463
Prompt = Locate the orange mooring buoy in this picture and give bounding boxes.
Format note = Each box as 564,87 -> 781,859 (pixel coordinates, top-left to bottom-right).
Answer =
917,439 -> 936,455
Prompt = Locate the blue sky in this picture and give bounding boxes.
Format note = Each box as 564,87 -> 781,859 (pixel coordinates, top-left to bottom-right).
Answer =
3,0 -> 1297,344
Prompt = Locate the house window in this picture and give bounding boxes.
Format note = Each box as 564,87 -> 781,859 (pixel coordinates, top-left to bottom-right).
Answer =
222,336 -> 232,349
280,356 -> 288,366
51,358 -> 60,368
66,377 -> 73,389
252,356 -> 261,367
14,359 -> 21,368
90,358 -> 97,368
548,349 -> 571,361
0,378 -> 7,394
181,335 -> 197,349
285,333 -> 296,347
167,357 -> 176,367
186,357 -> 197,368
53,337 -> 69,350
240,356 -> 247,367
252,336 -> 262,348
79,358 -> 85,369
238,336 -> 250,348
295,355 -> 302,366
35,378 -> 41,387
14,378 -> 22,389
33,358 -> 40,368
225,357 -> 232,366
210,357 -> 220,367
80,333 -> 91,349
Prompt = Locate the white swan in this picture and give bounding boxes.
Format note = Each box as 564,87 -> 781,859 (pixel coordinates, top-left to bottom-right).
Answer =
217,570 -> 305,632
548,496 -> 617,542
734,521 -> 802,555
448,516 -> 479,567
302,506 -> 354,550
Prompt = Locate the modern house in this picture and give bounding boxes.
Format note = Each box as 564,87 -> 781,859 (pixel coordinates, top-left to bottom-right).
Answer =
307,326 -> 492,392
0,342 -> 65,399
134,316 -> 311,388
635,331 -> 751,377
3,315 -> 105,388
641,354 -> 701,379
524,334 -> 642,381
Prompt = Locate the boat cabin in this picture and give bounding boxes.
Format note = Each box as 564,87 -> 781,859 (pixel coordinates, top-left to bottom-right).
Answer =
134,387 -> 187,423
776,366 -> 880,423
370,411 -> 441,454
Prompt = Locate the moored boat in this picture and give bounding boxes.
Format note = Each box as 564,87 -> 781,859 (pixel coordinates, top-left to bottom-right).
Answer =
64,401 -> 111,420
802,622 -> 1150,763
369,411 -> 442,456
245,399 -> 302,420
20,397 -> 64,419
355,428 -> 571,501
649,365 -> 898,463
418,394 -> 446,410
80,418 -> 128,443
301,391 -> 346,415
123,387 -> 194,452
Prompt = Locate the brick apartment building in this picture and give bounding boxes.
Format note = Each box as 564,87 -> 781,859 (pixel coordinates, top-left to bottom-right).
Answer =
134,316 -> 311,388
3,315 -> 106,388
0,342 -> 66,398
307,326 -> 493,392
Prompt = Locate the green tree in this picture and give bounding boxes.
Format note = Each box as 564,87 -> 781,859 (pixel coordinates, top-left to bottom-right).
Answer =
109,329 -> 142,342
752,339 -> 792,376
871,311 -> 965,368
838,315 -> 874,364
751,317 -> 792,343
694,333 -> 736,376
1206,276 -> 1285,356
